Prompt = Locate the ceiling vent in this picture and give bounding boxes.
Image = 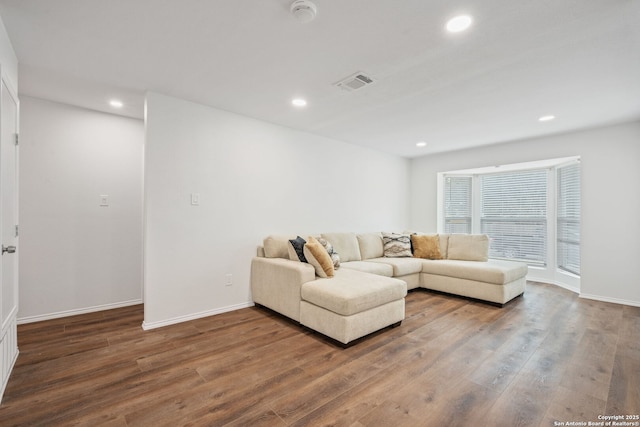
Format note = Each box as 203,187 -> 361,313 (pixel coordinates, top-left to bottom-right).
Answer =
335,72 -> 375,92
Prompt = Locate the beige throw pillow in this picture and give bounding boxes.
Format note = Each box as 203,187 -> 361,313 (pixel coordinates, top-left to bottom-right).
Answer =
411,234 -> 443,259
304,236 -> 335,278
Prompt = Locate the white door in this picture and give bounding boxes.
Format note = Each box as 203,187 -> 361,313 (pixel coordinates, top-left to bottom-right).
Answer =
1,79 -> 18,329
0,76 -> 18,403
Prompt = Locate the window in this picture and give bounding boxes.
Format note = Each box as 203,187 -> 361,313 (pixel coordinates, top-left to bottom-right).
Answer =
557,163 -> 581,275
480,170 -> 547,266
440,157 -> 581,278
443,176 -> 472,233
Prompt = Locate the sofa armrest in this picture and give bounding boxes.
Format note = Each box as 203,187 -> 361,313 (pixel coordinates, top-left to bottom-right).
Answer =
250,257 -> 316,322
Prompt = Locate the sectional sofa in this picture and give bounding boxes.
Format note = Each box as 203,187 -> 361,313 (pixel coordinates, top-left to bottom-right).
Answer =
250,232 -> 528,345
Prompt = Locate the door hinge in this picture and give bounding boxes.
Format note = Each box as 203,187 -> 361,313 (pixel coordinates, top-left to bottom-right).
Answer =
15,225 -> 18,237
14,133 -> 19,146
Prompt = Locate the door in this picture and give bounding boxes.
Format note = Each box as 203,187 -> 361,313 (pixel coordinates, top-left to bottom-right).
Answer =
0,76 -> 18,403
1,79 -> 18,330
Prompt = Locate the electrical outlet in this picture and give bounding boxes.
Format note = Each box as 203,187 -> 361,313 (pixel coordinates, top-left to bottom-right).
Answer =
225,274 -> 233,286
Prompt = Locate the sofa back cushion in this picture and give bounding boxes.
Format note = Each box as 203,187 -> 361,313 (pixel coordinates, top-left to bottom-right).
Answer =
321,232 -> 362,262
357,233 -> 384,259
438,234 -> 450,259
263,235 -> 297,259
447,234 -> 489,261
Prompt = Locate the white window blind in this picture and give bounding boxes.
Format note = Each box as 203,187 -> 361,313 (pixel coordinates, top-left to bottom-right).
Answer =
444,176 -> 472,233
557,163 -> 581,275
480,170 -> 547,266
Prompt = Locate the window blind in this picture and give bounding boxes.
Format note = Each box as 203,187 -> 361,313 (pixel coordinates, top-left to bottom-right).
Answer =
480,170 -> 547,266
557,163 -> 581,275
444,176 -> 472,233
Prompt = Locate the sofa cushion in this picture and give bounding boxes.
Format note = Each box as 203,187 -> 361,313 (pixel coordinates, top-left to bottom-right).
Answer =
321,233 -> 362,262
411,234 -> 443,260
357,233 -> 384,259
304,237 -> 335,278
369,257 -> 424,276
301,269 -> 407,316
263,234 -> 297,259
382,232 -> 412,257
340,261 -> 393,277
447,234 -> 489,261
439,234 -> 450,259
420,259 -> 528,285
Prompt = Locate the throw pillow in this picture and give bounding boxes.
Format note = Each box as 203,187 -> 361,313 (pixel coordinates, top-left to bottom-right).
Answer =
288,236 -> 307,263
304,236 -> 335,278
318,237 -> 340,268
411,234 -> 443,260
382,232 -> 412,257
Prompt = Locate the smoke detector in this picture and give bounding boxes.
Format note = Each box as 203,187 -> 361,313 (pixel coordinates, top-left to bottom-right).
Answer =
291,0 -> 317,23
335,72 -> 375,91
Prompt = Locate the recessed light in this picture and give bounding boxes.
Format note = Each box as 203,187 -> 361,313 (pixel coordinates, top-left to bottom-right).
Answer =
446,15 -> 473,33
538,115 -> 555,122
416,141 -> 428,147
292,98 -> 307,107
109,99 -> 123,108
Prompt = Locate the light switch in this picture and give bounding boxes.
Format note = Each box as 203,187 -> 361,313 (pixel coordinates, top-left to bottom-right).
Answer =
100,195 -> 109,207
191,193 -> 200,206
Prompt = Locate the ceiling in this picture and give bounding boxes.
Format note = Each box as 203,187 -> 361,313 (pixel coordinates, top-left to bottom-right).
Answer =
0,0 -> 638,158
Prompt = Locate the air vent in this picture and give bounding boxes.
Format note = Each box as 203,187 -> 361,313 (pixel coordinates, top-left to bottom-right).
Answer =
335,72 -> 375,91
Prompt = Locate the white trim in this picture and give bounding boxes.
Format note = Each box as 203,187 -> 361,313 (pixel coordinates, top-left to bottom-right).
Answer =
16,299 -> 143,325
1,313 -> 18,404
0,346 -> 18,402
436,173 -> 444,232
579,293 -> 640,308
527,274 -> 580,294
141,301 -> 254,330
443,156 -> 580,175
1,305 -> 17,331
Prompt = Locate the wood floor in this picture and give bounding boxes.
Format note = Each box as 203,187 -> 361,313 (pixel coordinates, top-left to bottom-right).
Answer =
1,282 -> 638,427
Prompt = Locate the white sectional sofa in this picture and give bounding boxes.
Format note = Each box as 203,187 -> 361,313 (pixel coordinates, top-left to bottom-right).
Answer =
250,232 -> 527,345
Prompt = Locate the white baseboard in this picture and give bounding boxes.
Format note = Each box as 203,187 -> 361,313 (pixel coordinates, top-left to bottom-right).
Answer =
17,299 -> 143,325
526,275 -> 580,294
579,293 -> 640,308
527,277 -> 640,307
141,301 -> 255,331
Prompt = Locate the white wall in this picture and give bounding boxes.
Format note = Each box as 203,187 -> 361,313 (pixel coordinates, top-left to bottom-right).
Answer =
144,92 -> 410,328
0,16 -> 17,92
410,121 -> 640,306
18,97 -> 144,321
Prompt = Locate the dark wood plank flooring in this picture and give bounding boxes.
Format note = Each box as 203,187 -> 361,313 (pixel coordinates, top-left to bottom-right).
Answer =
1,282 -> 638,426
